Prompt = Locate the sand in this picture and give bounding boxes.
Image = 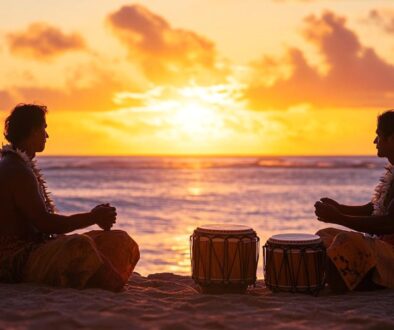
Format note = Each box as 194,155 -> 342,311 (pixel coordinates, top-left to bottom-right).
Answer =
1,273 -> 394,330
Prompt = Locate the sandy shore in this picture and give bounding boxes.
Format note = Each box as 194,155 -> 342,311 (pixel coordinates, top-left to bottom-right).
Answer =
1,273 -> 394,329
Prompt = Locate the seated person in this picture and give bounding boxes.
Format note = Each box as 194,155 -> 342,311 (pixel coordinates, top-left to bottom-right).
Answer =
0,104 -> 140,291
315,109 -> 394,293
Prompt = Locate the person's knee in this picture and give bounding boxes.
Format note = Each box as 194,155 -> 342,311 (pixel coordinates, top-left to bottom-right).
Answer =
84,229 -> 130,240
315,227 -> 338,237
107,230 -> 132,240
103,230 -> 138,247
65,234 -> 96,253
333,231 -> 357,244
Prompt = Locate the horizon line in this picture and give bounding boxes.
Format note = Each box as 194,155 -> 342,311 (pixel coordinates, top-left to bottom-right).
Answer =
39,153 -> 378,158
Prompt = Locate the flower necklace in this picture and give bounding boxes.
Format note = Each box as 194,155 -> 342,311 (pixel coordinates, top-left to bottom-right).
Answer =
372,163 -> 394,216
0,144 -> 56,213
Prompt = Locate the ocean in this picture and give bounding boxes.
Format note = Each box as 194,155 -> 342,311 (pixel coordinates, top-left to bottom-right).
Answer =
38,156 -> 386,277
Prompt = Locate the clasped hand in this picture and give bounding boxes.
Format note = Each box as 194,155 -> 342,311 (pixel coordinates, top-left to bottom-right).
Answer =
314,197 -> 342,224
91,203 -> 117,231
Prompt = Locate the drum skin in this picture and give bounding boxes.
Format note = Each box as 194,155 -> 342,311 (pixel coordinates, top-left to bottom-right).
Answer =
263,234 -> 326,294
190,224 -> 259,293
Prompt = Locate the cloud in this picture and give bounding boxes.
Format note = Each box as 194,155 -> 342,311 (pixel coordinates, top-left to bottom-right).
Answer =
107,4 -> 226,85
0,91 -> 14,111
0,66 -> 137,113
7,23 -> 85,60
245,11 -> 394,109
366,9 -> 394,33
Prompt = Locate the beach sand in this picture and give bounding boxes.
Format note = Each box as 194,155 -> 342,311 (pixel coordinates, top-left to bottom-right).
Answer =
1,273 -> 394,329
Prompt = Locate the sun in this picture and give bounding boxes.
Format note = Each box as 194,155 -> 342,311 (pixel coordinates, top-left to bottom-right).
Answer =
172,101 -> 220,135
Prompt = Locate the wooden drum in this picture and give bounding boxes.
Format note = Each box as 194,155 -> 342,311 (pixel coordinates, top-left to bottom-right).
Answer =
190,224 -> 260,293
263,233 -> 326,294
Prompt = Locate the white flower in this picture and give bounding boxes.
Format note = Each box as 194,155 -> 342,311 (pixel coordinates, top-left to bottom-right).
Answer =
372,164 -> 394,216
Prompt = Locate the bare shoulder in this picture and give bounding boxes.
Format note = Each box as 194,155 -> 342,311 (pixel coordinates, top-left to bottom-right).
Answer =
0,154 -> 36,185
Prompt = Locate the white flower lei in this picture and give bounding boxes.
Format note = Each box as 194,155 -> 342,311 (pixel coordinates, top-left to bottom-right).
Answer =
0,144 -> 56,213
372,163 -> 394,216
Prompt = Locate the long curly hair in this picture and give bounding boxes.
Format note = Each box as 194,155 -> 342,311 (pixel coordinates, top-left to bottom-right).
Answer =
4,103 -> 47,145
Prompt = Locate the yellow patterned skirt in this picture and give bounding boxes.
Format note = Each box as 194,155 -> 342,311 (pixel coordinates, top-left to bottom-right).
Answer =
0,230 -> 140,290
317,228 -> 394,290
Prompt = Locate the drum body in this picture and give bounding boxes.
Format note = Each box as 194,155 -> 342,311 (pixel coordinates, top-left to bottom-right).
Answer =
263,234 -> 326,294
190,224 -> 260,293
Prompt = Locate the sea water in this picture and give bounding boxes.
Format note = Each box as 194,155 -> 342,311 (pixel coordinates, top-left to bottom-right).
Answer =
38,156 -> 386,277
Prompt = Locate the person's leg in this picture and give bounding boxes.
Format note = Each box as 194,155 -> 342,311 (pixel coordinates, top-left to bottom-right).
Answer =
316,228 -> 354,293
324,231 -> 377,292
23,234 -> 124,291
354,268 -> 384,291
83,230 -> 140,283
316,227 -> 348,248
325,257 -> 348,294
85,254 -> 125,292
368,239 -> 394,289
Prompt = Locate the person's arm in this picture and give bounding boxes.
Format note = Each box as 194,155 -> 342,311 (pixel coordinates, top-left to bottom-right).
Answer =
320,197 -> 373,216
315,201 -> 394,235
12,165 -> 116,235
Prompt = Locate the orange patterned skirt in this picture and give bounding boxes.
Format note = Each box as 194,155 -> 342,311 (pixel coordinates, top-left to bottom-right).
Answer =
0,230 -> 140,290
317,228 -> 394,290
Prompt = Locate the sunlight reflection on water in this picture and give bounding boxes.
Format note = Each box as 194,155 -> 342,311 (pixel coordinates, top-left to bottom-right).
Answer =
40,156 -> 386,277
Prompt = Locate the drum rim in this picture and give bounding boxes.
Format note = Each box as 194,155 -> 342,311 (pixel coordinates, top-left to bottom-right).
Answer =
267,233 -> 322,245
195,224 -> 255,234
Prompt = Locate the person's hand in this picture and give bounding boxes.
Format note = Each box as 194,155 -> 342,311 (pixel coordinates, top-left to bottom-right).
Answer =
319,197 -> 340,209
314,201 -> 343,225
91,204 -> 117,231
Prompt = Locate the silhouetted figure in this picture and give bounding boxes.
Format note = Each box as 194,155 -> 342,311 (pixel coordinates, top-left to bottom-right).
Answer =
315,110 -> 394,293
0,104 -> 139,291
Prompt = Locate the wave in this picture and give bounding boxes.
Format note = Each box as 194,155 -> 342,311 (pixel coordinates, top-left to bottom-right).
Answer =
255,158 -> 382,169
38,156 -> 385,171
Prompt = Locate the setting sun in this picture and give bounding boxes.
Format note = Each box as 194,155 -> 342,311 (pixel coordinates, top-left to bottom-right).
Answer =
172,101 -> 220,136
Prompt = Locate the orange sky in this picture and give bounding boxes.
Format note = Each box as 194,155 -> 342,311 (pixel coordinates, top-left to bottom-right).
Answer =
0,0 -> 393,155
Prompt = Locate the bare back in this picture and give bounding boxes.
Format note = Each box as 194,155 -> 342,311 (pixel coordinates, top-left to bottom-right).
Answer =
0,154 -> 43,240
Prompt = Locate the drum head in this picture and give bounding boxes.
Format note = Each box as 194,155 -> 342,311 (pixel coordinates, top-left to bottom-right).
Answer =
268,233 -> 321,245
196,224 -> 254,235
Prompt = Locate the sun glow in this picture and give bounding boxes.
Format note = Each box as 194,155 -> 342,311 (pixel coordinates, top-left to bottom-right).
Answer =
172,101 -> 220,135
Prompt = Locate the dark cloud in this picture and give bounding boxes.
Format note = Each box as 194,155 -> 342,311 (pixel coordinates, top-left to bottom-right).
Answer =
107,4 -> 225,85
366,9 -> 394,33
7,23 -> 85,60
245,11 -> 394,109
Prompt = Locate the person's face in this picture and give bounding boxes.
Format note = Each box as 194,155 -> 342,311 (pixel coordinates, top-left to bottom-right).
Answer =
374,128 -> 391,158
30,119 -> 49,152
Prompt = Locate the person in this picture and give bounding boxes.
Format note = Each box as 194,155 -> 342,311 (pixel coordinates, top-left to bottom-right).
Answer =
315,109 -> 394,293
0,104 -> 140,291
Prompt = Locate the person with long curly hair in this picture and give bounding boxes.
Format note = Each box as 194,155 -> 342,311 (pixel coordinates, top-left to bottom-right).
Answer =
0,104 -> 140,291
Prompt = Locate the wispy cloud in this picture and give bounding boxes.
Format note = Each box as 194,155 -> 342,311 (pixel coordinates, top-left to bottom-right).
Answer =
7,23 -> 85,60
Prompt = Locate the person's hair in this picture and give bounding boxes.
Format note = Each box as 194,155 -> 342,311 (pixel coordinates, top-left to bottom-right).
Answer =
377,110 -> 394,139
4,103 -> 47,145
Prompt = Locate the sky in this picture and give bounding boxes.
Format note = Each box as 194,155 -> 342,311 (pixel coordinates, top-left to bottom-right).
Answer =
1,0 -> 394,155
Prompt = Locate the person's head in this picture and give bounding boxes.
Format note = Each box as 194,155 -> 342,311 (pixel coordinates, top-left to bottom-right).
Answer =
4,103 -> 49,153
374,110 -> 394,158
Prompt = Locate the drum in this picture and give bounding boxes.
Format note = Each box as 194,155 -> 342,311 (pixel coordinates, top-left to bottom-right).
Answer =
263,233 -> 326,294
190,224 -> 260,293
